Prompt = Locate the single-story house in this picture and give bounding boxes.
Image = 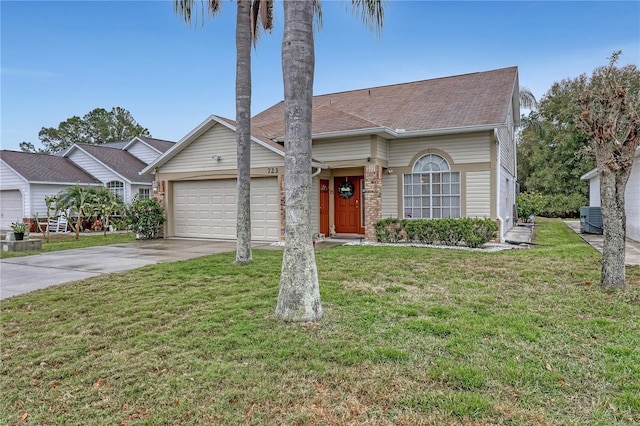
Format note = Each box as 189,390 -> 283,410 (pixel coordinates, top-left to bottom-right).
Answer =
0,136 -> 174,230
581,147 -> 640,242
144,67 -> 521,242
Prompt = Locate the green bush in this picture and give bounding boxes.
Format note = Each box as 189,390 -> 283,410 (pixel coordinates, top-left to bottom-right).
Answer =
374,217 -> 405,243
124,198 -> 165,239
540,193 -> 587,218
376,218 -> 498,248
516,192 -> 546,219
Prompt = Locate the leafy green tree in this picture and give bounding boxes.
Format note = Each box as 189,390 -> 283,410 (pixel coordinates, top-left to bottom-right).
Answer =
20,107 -> 150,154
174,0 -> 273,265
575,51 -> 640,289
275,0 -> 384,322
517,77 -> 596,216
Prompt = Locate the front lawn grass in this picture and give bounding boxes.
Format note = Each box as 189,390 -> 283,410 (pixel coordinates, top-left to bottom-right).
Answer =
1,218 -> 639,425
0,232 -> 136,259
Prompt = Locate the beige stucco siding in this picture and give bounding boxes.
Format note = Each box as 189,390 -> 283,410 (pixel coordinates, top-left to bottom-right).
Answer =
389,132 -> 491,166
381,174 -> 398,218
160,124 -> 283,173
312,136 -> 371,162
466,170 -> 491,218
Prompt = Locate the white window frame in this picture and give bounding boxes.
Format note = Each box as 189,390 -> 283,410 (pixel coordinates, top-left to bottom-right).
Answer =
403,154 -> 461,219
106,181 -> 124,200
138,188 -> 150,200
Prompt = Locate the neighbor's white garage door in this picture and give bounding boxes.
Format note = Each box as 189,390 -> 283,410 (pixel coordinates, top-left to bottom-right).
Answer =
173,178 -> 280,241
0,190 -> 23,230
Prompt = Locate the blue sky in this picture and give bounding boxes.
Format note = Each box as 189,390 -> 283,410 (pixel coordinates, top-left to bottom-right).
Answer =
1,1 -> 639,151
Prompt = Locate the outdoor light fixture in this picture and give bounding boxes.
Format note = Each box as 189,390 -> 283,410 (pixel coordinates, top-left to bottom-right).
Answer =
212,154 -> 222,161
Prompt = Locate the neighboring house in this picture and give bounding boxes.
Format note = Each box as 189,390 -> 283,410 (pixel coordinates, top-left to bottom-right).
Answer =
581,147 -> 640,242
0,136 -> 174,230
144,67 -> 521,242
0,151 -> 102,229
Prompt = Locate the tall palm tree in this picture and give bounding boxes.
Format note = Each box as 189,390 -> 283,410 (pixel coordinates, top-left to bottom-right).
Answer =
174,0 -> 273,264
519,87 -> 538,111
275,0 -> 384,322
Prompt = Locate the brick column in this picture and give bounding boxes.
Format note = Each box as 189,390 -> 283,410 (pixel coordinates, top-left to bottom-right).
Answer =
364,165 -> 382,241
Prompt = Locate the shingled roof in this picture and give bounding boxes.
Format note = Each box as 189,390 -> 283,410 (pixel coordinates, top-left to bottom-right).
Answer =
0,150 -> 101,184
137,136 -> 176,153
73,144 -> 153,183
252,66 -> 519,140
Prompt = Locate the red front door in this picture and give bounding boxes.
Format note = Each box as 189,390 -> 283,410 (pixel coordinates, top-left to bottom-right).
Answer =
320,179 -> 330,236
334,176 -> 362,234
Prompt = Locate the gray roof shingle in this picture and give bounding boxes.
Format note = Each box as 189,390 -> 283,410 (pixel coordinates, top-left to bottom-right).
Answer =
74,144 -> 152,183
137,136 -> 175,153
1,150 -> 101,184
252,66 -> 518,140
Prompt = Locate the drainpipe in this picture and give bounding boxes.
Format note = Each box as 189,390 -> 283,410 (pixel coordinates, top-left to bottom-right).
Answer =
495,130 -> 505,242
311,167 -> 322,177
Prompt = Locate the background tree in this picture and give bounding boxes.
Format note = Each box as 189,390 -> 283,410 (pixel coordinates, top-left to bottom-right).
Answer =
175,0 -> 273,265
575,51 -> 640,289
275,0 -> 384,322
20,107 -> 150,154
517,79 -> 595,217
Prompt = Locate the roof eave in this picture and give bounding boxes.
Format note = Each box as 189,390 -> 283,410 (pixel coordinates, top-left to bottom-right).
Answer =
297,123 -> 503,142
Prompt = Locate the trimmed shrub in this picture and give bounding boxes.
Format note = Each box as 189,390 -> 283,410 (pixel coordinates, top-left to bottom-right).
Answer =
375,217 -> 498,248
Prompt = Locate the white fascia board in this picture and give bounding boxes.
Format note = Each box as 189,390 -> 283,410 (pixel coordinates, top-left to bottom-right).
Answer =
29,181 -> 103,187
581,168 -> 598,180
123,137 -> 162,155
141,115 -> 295,176
0,159 -> 29,184
303,123 -> 503,142
69,145 -> 132,185
212,115 -> 286,158
141,115 -> 221,175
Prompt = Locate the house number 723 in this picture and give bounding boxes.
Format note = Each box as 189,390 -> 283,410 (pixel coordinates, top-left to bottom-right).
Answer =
267,167 -> 279,175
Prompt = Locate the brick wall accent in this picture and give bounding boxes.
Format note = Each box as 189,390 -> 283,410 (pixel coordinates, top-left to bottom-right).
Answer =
364,165 -> 382,241
152,180 -> 166,238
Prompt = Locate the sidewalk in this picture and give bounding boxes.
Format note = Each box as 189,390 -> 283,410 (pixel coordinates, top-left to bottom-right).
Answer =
564,220 -> 640,266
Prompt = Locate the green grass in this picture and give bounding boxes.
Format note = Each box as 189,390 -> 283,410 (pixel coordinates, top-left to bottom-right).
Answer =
0,232 -> 136,258
2,218 -> 639,425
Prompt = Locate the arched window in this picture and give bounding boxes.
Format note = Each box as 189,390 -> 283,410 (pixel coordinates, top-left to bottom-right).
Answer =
403,154 -> 460,219
106,181 -> 124,200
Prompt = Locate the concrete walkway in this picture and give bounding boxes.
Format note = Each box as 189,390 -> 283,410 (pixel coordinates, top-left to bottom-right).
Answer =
564,220 -> 640,266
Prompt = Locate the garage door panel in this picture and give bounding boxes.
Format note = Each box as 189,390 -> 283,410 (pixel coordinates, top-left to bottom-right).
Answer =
173,178 -> 279,241
0,190 -> 23,230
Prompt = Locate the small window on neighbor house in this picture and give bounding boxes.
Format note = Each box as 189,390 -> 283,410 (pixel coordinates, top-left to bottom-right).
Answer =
138,188 -> 150,200
106,181 -> 124,200
403,154 -> 461,219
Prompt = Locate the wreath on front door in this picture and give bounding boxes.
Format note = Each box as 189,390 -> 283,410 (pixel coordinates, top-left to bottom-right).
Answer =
338,181 -> 355,199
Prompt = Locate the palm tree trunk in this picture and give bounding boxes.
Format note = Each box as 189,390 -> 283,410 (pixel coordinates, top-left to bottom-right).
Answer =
276,0 -> 322,322
236,0 -> 252,264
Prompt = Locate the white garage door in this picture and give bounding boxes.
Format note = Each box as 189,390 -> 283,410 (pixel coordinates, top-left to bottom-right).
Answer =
173,178 -> 280,241
0,190 -> 23,230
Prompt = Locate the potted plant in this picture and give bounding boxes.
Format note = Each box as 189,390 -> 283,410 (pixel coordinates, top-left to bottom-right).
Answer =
11,221 -> 28,241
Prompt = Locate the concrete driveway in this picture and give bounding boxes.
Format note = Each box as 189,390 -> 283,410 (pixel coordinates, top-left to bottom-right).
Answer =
0,239 -> 275,300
